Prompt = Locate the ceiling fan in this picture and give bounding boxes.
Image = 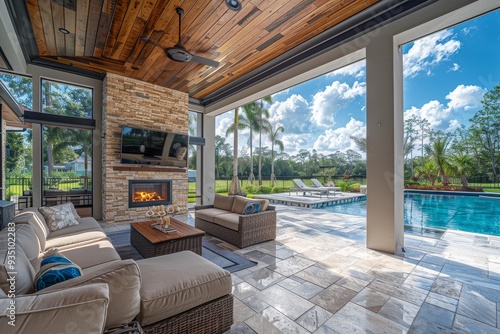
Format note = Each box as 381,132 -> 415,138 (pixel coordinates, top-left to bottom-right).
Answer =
142,8 -> 219,68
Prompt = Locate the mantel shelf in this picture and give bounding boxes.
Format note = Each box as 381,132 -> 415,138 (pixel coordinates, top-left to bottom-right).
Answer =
113,166 -> 187,173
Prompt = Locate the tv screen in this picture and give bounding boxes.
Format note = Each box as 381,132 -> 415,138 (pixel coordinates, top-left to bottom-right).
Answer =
120,126 -> 188,167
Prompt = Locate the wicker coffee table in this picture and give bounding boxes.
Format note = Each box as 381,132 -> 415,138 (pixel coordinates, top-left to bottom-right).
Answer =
130,218 -> 205,258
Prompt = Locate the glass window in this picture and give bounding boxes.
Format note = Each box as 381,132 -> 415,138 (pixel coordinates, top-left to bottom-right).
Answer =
41,79 -> 92,118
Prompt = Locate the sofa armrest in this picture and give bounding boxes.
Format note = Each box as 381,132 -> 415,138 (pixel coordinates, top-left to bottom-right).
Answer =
0,283 -> 109,333
194,204 -> 215,210
42,259 -> 141,329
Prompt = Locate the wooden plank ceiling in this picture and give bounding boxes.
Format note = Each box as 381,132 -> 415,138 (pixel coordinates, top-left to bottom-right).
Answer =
26,0 -> 379,100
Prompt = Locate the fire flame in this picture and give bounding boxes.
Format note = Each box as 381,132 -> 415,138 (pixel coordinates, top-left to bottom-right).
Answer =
134,191 -> 164,202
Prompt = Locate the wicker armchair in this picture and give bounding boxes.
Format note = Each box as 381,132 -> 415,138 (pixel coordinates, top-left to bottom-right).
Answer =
195,204 -> 277,248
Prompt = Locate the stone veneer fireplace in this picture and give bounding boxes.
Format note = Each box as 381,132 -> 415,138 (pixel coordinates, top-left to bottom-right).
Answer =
102,73 -> 189,223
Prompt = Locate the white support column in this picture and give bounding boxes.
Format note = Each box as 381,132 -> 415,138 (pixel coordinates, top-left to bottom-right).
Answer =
365,34 -> 404,254
31,74 -> 42,207
202,114 -> 216,205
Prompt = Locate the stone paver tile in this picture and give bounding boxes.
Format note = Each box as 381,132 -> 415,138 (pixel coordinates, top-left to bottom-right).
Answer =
457,285 -> 497,327
245,313 -> 283,334
313,325 -> 340,334
351,287 -> 391,312
378,297 -> 420,328
403,274 -> 435,291
277,277 -> 304,291
431,277 -> 462,299
242,295 -> 270,313
407,317 -> 455,334
425,292 -> 458,312
233,297 -> 258,324
291,281 -> 323,300
324,302 -> 408,334
310,284 -> 358,314
295,265 -> 342,288
254,284 -> 315,320
241,267 -> 286,290
224,322 -> 257,334
453,314 -> 500,333
232,282 -> 260,300
335,274 -> 371,292
415,302 -> 454,329
246,307 -> 307,334
268,256 -> 316,276
296,305 -> 333,332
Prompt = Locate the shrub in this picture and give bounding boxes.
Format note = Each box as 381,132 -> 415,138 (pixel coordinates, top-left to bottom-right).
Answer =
215,187 -> 227,193
242,184 -> 257,194
272,186 -> 284,193
257,186 -> 272,194
349,183 -> 361,192
336,181 -> 350,192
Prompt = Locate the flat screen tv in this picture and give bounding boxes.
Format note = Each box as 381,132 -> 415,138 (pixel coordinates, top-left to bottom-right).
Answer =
120,126 -> 188,167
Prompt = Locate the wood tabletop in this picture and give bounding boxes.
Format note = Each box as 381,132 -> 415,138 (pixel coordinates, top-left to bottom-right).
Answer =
130,218 -> 205,244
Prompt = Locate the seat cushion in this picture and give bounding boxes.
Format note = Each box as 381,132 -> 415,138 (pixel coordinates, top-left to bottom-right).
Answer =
231,196 -> 269,214
195,208 -> 231,223
58,239 -> 121,270
213,194 -> 235,211
213,213 -> 240,231
13,208 -> 50,250
136,251 -> 232,326
45,217 -> 106,249
0,283 -> 109,333
11,224 -> 40,261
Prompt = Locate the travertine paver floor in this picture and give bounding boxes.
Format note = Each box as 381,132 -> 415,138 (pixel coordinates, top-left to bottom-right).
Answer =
215,205 -> 500,334
101,206 -> 500,333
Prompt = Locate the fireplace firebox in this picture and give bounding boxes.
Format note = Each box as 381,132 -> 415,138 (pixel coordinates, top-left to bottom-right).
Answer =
128,180 -> 172,208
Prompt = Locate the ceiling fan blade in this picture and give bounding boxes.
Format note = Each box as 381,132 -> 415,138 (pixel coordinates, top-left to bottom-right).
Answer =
190,54 -> 219,67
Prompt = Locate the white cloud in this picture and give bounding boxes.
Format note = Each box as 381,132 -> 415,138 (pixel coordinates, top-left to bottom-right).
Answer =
404,84 -> 486,131
272,88 -> 291,98
404,100 -> 450,128
461,26 -> 477,36
403,29 -> 461,78
269,94 -> 311,134
215,111 -> 234,137
449,63 -> 460,72
446,119 -> 460,132
310,81 -> 366,128
313,118 -> 366,154
446,84 -> 486,110
280,133 -> 316,155
327,60 -> 366,79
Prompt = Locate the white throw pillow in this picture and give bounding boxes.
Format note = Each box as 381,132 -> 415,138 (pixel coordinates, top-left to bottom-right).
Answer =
39,203 -> 80,231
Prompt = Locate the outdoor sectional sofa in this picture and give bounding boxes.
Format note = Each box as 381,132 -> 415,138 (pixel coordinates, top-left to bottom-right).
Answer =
194,194 -> 277,248
0,204 -> 233,333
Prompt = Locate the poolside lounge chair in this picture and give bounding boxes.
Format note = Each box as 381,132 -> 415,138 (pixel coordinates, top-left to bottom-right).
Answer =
290,179 -> 330,198
311,178 -> 341,196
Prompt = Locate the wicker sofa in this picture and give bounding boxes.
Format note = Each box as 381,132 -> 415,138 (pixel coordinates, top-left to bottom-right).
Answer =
195,194 -> 277,248
0,204 -> 233,333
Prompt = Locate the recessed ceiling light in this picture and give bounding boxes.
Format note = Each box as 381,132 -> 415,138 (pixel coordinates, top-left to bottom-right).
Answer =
140,36 -> 149,42
58,28 -> 70,34
225,0 -> 242,11
131,66 -> 139,70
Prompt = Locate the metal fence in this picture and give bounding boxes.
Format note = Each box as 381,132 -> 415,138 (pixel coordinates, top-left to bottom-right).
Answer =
6,176 -> 92,197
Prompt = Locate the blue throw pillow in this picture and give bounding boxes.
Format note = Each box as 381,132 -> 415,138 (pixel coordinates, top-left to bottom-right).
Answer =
34,255 -> 82,291
243,202 -> 261,215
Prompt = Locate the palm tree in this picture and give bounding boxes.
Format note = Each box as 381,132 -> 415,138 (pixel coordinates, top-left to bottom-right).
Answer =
349,136 -> 366,153
228,107 -> 241,195
256,96 -> 273,185
425,134 -> 451,183
266,123 -> 284,187
226,103 -> 259,183
448,153 -> 473,187
414,161 -> 439,186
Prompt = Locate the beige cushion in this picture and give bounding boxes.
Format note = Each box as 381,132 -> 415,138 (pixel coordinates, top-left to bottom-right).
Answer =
213,213 -> 240,231
39,203 -> 80,231
11,224 -> 40,261
231,196 -> 269,214
0,283 -> 109,333
213,194 -> 235,211
13,209 -> 50,250
42,259 -> 141,329
46,218 -> 107,249
195,208 -> 231,223
136,251 -> 232,326
0,244 -> 35,294
58,239 -> 121,270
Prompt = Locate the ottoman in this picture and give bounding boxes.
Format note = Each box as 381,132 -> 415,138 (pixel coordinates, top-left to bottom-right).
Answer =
136,251 -> 233,334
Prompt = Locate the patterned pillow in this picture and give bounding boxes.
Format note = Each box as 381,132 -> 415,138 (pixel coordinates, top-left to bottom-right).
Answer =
39,203 -> 80,231
243,202 -> 261,215
34,254 -> 82,291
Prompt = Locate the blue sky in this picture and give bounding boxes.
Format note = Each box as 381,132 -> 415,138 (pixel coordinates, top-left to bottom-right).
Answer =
216,10 -> 500,157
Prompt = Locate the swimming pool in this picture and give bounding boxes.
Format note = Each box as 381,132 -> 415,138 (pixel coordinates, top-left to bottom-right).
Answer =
319,192 -> 500,236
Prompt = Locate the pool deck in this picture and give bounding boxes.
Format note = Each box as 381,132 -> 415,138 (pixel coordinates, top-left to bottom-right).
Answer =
254,192 -> 365,208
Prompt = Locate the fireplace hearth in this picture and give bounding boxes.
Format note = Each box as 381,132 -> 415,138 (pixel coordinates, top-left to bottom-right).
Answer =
129,180 -> 172,208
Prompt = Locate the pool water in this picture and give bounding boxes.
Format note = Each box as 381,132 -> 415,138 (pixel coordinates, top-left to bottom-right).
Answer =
320,193 -> 500,236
